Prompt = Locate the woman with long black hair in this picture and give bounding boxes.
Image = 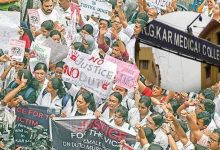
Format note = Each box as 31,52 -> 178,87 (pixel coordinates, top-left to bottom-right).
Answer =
1,69 -> 38,107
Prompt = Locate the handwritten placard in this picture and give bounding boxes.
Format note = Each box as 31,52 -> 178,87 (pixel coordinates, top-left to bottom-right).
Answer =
28,9 -> 40,28
78,0 -> 112,20
8,39 -> 26,62
62,50 -> 117,99
105,55 -> 140,90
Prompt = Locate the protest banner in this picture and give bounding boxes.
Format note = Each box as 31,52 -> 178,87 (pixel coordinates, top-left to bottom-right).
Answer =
50,116 -> 136,150
29,42 -> 51,73
105,55 -> 139,90
0,11 -> 20,52
8,39 -> 26,62
42,38 -> 69,64
147,0 -> 170,10
121,143 -> 135,150
78,0 -> 112,20
14,105 -> 59,147
28,9 -> 40,28
62,50 -> 117,99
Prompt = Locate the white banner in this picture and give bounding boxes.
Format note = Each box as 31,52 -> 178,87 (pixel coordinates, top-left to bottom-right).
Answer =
42,38 -> 69,64
0,11 -> 20,52
29,42 -> 51,73
8,39 -> 26,62
62,50 -> 117,99
147,0 -> 170,9
78,0 -> 112,20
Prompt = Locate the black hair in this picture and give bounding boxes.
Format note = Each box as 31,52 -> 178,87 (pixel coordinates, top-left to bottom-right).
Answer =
99,19 -> 110,27
41,20 -> 54,31
148,144 -> 163,150
22,56 -> 28,66
0,49 -> 4,57
168,98 -> 181,114
112,40 -> 126,47
139,96 -> 151,107
137,12 -> 149,23
76,90 -> 96,111
143,127 -> 156,143
110,92 -> 123,103
115,105 -> 128,121
8,5 -> 20,11
34,62 -> 48,73
213,128 -> 220,143
40,0 -> 53,4
72,42 -> 83,50
202,88 -> 215,100
50,77 -> 66,98
194,144 -> 208,150
201,99 -> 215,114
55,61 -> 65,69
104,36 -> 111,46
77,90 -> 92,104
82,24 -> 94,35
136,19 -> 147,30
196,111 -> 211,126
108,0 -> 117,9
150,112 -> 164,127
17,69 -> 39,90
50,30 -> 61,38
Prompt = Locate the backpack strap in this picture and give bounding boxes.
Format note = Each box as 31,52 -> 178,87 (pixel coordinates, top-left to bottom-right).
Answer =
24,87 -> 34,100
101,102 -> 108,114
126,98 -> 129,110
9,81 -> 17,89
23,0 -> 33,22
109,118 -> 113,123
128,125 -> 131,130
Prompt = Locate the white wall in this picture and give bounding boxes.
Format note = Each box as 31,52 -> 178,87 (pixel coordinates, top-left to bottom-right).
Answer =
140,43 -> 201,92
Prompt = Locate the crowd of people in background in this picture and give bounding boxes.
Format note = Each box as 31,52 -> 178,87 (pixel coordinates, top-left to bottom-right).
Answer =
0,0 -> 220,149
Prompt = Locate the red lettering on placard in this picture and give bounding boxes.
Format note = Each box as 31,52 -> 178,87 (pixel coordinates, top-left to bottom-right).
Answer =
89,56 -> 104,65
63,65 -> 80,78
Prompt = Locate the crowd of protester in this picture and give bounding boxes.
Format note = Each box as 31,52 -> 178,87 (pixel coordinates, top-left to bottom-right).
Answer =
0,0 -> 220,149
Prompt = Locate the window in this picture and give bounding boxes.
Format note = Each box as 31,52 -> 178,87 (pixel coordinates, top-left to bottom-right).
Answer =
205,65 -> 211,79
139,60 -> 149,69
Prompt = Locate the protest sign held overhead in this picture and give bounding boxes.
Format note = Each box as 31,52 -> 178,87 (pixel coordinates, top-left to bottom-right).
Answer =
42,38 -> 69,64
0,11 -> 20,52
51,116 -> 136,150
8,39 -> 26,62
14,105 -> 59,147
147,0 -> 170,10
28,9 -> 40,28
29,42 -> 51,73
105,55 -> 139,90
62,50 -> 117,99
78,0 -> 112,20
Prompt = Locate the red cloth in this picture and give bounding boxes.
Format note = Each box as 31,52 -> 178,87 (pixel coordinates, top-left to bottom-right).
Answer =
121,49 -> 129,62
142,87 -> 152,97
160,96 -> 167,103
21,33 -> 31,49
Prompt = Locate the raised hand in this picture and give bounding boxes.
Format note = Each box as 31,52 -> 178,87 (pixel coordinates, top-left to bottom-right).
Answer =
0,54 -> 10,62
20,74 -> 28,88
